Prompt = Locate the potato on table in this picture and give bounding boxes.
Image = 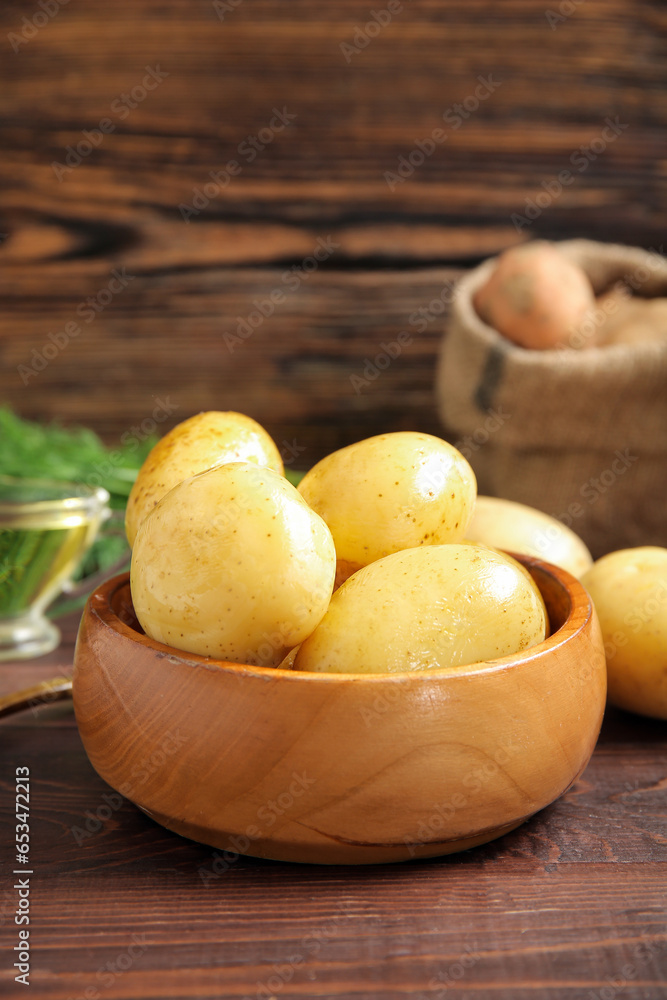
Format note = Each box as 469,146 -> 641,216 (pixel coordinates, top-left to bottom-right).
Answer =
582,547 -> 667,719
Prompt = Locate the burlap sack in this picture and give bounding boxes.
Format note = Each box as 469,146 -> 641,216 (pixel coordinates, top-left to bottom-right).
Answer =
436,239 -> 667,557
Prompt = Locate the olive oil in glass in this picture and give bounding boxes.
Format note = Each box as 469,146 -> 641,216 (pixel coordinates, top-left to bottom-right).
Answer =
0,477 -> 109,660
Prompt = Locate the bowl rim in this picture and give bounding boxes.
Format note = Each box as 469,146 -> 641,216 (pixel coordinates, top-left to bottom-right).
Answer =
85,552 -> 594,685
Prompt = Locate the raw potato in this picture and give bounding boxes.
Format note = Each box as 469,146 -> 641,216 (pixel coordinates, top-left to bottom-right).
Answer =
297,432 -> 477,581
125,411 -> 284,546
466,495 -> 593,579
131,462 -> 336,667
474,241 -> 596,350
294,544 -> 548,675
581,547 -> 667,719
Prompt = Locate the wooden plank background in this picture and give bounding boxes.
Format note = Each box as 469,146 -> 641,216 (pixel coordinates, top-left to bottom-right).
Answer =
0,0 -> 666,465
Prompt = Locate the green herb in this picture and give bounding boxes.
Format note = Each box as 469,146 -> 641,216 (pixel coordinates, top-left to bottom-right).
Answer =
0,526 -> 47,614
0,406 -> 157,607
0,524 -> 87,616
0,406 -> 154,508
284,468 -> 305,487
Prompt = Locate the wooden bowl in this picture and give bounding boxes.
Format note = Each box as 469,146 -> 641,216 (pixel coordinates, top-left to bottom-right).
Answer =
72,555 -> 606,865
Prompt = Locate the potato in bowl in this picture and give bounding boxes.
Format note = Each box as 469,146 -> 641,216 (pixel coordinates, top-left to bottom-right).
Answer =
293,543 -> 548,675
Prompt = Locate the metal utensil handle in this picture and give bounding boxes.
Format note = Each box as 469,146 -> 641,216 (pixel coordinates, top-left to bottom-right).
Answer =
0,676 -> 73,719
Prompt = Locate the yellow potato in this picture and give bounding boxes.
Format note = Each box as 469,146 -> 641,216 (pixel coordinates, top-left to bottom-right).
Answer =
466,495 -> 593,579
125,411 -> 283,546
581,547 -> 667,719
297,432 -> 476,579
294,543 -> 547,675
131,463 -> 335,667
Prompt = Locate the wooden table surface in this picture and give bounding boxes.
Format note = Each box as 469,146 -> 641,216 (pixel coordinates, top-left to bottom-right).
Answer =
0,612 -> 666,1000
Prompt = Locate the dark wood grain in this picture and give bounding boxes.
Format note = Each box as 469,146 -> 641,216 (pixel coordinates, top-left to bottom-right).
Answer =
1,0 -> 666,458
0,264 -> 467,464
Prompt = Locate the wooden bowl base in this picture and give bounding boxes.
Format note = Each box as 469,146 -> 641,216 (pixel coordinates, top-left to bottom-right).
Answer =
139,805 -> 530,865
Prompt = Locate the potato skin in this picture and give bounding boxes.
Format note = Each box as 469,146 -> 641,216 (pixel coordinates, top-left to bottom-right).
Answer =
473,241 -> 595,350
297,432 -> 476,576
467,495 -> 593,579
581,547 -> 667,719
294,544 -> 547,675
125,411 -> 284,546
130,463 -> 335,667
